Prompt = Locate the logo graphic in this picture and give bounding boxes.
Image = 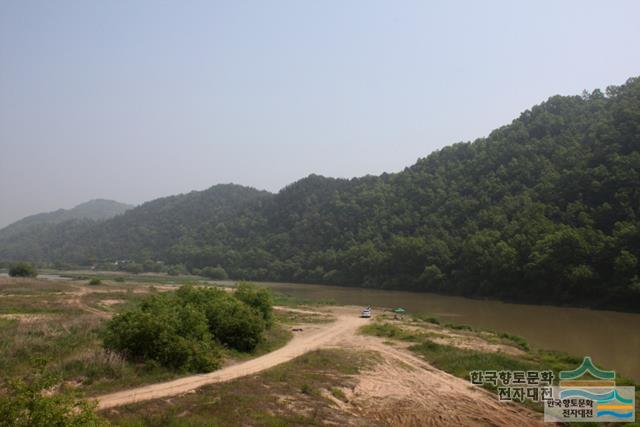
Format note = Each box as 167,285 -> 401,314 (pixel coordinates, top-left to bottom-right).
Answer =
544,356 -> 635,422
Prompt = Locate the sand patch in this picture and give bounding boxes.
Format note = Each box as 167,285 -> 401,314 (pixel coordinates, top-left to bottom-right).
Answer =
99,299 -> 126,307
338,334 -> 543,426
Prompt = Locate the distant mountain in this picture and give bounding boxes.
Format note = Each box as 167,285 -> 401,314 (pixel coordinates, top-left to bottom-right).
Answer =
69,184 -> 272,262
0,199 -> 133,241
61,199 -> 134,221
1,77 -> 639,310
0,186 -> 269,263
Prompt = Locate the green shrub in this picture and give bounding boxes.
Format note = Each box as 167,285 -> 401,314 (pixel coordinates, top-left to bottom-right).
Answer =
167,264 -> 187,276
89,278 -> 102,286
8,262 -> 38,278
204,296 -> 266,351
121,263 -> 143,274
103,296 -> 220,372
176,285 -> 267,351
103,285 -> 272,372
200,266 -> 228,280
142,259 -> 162,273
234,282 -> 274,326
0,361 -> 108,426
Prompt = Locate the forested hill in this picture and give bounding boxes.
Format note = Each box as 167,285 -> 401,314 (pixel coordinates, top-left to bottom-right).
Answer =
0,199 -> 132,241
0,185 -> 271,263
2,77 -> 639,310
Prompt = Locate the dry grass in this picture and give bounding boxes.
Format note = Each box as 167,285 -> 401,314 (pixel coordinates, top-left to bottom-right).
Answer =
0,277 -> 298,399
105,349 -> 381,427
274,309 -> 336,325
0,276 -> 73,295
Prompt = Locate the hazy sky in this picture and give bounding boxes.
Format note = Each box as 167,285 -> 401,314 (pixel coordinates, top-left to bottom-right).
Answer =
1,1 -> 639,228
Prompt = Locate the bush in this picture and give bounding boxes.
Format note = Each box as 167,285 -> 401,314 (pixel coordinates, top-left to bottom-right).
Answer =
167,264 -> 187,276
8,262 -> 38,278
204,296 -> 266,351
200,266 -> 228,280
0,361 -> 107,426
234,282 -> 274,326
176,285 -> 267,351
122,263 -> 144,274
103,295 -> 220,372
89,278 -> 102,286
142,259 -> 163,273
103,285 -> 272,372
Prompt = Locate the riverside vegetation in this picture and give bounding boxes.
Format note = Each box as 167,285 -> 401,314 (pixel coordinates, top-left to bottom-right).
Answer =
359,313 -> 640,416
1,275 -> 637,426
0,277 -> 286,426
103,283 -> 273,372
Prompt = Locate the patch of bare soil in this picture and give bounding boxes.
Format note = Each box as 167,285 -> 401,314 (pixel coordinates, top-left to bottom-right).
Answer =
332,334 -> 543,426
99,299 -> 125,306
63,284 -> 113,319
0,313 -> 57,323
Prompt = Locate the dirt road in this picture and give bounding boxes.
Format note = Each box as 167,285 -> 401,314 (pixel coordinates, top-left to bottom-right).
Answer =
339,334 -> 543,426
95,306 -> 543,425
95,309 -> 368,410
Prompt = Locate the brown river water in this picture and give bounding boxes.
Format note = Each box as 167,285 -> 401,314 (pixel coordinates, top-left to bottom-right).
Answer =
249,281 -> 640,382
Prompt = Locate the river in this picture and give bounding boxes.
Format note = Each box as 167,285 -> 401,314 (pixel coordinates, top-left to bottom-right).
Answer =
251,281 -> 640,383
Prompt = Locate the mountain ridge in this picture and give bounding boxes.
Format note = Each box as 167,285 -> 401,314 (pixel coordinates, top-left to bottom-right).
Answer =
0,199 -> 133,238
1,77 -> 639,310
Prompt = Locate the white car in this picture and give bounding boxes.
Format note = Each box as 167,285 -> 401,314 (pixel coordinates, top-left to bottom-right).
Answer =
361,308 -> 372,318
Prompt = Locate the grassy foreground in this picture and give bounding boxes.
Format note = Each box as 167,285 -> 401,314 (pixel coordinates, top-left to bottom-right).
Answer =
0,277 -> 292,397
105,349 -> 379,427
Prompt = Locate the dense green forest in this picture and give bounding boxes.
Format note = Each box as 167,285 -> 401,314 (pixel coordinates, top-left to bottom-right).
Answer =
0,199 -> 132,257
2,77 -> 639,310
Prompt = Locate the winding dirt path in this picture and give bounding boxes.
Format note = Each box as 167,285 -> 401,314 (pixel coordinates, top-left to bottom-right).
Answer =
95,310 -> 368,410
94,306 -> 544,425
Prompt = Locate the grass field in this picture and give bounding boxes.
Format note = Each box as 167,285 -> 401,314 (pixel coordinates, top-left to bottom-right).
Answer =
0,276 -> 294,397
